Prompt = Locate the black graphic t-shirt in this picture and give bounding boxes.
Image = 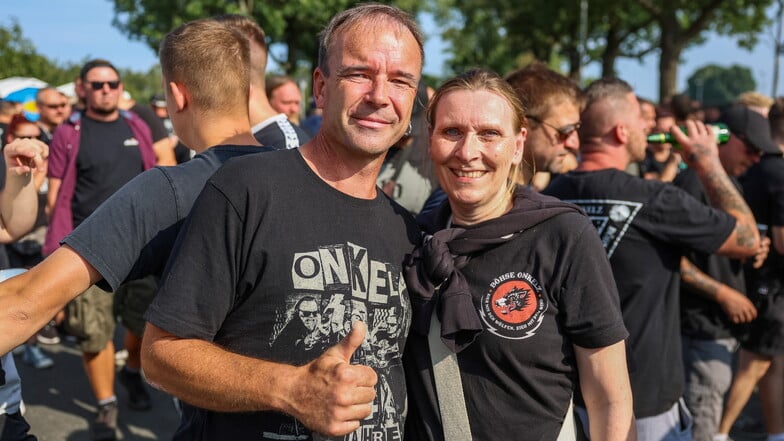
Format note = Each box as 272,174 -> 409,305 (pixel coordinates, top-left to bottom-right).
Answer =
544,168 -> 735,418
252,114 -> 311,150
673,169 -> 747,339
73,116 -> 144,226
146,149 -> 420,441
404,208 -> 627,441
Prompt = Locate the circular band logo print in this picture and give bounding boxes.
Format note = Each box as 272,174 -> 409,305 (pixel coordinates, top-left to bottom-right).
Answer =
480,274 -> 548,339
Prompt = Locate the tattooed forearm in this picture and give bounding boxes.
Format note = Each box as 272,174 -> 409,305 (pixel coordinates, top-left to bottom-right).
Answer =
697,162 -> 758,251
680,257 -> 719,299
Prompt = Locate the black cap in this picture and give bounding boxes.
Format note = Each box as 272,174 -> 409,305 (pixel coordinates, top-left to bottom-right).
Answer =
150,93 -> 166,108
719,105 -> 780,154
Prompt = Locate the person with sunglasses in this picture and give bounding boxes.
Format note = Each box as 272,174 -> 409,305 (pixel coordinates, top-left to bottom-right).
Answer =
505,63 -> 582,191
35,87 -> 70,145
544,78 -> 764,441
44,58 -> 156,440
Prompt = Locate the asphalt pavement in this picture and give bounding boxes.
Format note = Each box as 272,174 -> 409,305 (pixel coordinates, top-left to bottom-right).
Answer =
12,329 -> 179,441
11,329 -> 771,441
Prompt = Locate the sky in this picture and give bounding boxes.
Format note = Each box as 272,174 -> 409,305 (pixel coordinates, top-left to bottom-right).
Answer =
5,0 -> 784,101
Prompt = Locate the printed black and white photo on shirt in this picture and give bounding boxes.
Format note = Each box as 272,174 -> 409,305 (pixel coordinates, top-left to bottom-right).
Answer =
268,241 -> 410,440
564,198 -> 643,258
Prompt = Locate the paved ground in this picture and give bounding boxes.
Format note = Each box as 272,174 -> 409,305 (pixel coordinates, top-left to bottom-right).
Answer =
13,329 -> 179,441
12,329 -> 771,441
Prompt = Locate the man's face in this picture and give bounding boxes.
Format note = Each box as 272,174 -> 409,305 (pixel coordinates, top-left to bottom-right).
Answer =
298,300 -> 320,331
525,98 -> 580,174
640,102 -> 656,134
313,20 -> 421,159
37,90 -> 69,127
624,93 -> 648,162
719,135 -> 761,177
80,66 -> 122,117
270,81 -> 302,124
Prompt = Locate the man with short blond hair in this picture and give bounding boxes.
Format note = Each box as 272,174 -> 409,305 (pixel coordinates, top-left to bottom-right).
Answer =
35,87 -> 69,144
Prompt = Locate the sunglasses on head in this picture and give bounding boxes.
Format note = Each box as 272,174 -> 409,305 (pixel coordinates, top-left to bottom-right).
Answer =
88,81 -> 120,91
527,115 -> 581,141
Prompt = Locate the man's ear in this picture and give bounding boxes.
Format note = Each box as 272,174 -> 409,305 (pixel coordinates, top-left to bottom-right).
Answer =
312,68 -> 327,109
168,82 -> 187,112
614,123 -> 628,145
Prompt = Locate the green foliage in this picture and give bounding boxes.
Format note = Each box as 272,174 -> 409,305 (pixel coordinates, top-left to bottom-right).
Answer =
686,64 -> 756,107
110,0 -> 425,76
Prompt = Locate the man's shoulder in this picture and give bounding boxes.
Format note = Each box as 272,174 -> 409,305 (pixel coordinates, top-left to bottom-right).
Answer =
253,114 -> 310,149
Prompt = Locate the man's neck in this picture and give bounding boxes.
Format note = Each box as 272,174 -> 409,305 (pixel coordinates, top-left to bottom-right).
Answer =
85,109 -> 119,122
248,89 -> 280,127
184,115 -> 260,153
576,145 -> 629,172
298,133 -> 385,200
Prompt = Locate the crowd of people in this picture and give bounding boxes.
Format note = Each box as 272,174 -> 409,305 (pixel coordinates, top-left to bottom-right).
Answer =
0,4 -> 782,441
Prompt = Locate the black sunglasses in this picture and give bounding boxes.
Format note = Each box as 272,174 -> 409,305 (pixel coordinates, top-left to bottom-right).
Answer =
527,115 -> 581,141
89,81 -> 121,91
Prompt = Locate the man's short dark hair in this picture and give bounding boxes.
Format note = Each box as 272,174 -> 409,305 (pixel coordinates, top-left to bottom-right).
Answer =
505,62 -> 582,120
80,59 -> 120,81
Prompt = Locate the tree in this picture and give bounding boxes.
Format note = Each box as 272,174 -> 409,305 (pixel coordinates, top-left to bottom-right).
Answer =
110,0 -> 424,76
686,64 -> 755,107
0,19 -> 75,85
639,0 -> 772,101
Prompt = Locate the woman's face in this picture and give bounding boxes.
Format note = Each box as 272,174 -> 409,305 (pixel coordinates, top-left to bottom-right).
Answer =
9,121 -> 40,143
429,89 -> 525,224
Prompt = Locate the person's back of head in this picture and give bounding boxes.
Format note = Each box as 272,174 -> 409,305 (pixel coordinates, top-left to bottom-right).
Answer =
580,77 -> 635,144
737,91 -> 774,118
159,18 -> 250,117
317,3 -> 425,77
212,14 -> 267,90
669,93 -> 694,123
505,62 -> 582,120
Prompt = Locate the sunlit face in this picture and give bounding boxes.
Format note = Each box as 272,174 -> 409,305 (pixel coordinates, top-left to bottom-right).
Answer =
430,89 -> 525,224
625,93 -> 648,162
313,20 -> 421,159
80,66 -> 122,117
37,89 -> 69,127
525,98 -> 580,174
719,134 -> 761,177
270,81 -> 302,124
640,101 -> 657,134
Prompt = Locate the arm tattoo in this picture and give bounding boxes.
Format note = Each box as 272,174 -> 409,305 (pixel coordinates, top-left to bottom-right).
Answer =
698,164 -> 757,250
680,258 -> 719,298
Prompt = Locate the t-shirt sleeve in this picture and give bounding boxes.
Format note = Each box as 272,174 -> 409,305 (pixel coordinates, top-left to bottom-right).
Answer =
639,183 -> 736,255
145,179 -> 245,340
62,168 -> 179,291
559,216 -> 628,348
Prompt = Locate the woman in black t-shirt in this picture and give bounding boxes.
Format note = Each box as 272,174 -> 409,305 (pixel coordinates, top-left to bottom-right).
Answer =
403,69 -> 635,441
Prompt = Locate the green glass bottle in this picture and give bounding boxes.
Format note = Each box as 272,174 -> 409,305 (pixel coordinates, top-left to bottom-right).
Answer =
647,123 -> 730,145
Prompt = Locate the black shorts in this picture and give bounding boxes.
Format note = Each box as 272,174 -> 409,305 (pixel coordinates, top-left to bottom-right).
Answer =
741,275 -> 784,357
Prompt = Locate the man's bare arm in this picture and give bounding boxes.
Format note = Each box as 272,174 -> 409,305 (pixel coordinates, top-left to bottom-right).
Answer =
575,341 -> 636,441
152,137 -> 177,166
679,257 -> 757,324
142,321 -> 378,438
0,245 -> 102,353
772,226 -> 784,256
672,122 -> 759,258
0,138 -> 48,242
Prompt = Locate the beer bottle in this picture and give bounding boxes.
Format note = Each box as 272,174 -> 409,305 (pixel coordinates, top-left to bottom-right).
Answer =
647,123 -> 730,145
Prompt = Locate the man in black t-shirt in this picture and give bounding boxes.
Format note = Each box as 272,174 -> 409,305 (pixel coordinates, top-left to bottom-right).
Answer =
142,6 -> 424,440
544,78 -> 762,441
674,105 -> 777,441
45,59 -> 156,441
717,99 -> 784,441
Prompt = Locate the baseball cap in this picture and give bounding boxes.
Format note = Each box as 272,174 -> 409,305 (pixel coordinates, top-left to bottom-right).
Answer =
719,105 -> 780,154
